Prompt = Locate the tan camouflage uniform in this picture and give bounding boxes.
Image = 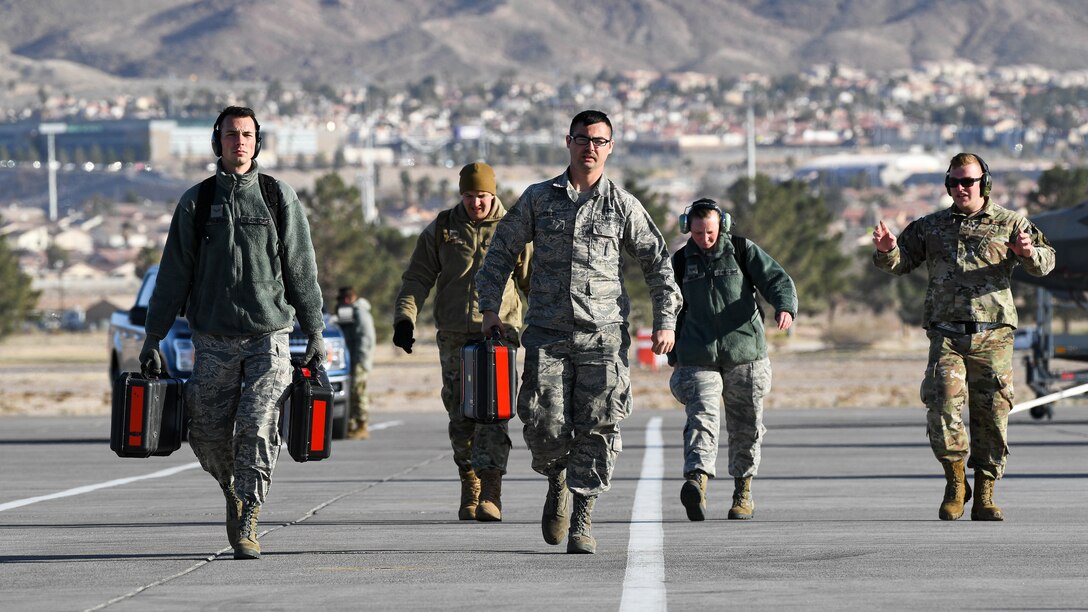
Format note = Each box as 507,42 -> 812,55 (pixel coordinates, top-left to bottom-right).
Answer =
476,171 -> 682,496
340,297 -> 375,429
394,198 -> 530,474
874,200 -> 1055,478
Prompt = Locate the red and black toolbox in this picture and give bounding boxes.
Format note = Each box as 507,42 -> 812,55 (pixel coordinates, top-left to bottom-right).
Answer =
110,372 -> 186,458
282,362 -> 334,462
460,332 -> 518,423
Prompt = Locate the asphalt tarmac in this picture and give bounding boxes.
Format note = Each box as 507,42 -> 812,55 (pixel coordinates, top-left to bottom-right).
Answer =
2,406 -> 1086,611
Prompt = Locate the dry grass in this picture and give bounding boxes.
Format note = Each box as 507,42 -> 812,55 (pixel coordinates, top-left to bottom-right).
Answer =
0,317 -> 1035,417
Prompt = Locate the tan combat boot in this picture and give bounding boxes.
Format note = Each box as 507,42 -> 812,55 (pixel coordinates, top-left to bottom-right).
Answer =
223,485 -> 243,548
458,469 -> 480,521
971,471 -> 1004,521
475,469 -> 503,522
938,459 -> 972,520
234,503 -> 261,560
680,471 -> 709,521
347,421 -> 370,440
542,470 -> 571,545
567,493 -> 597,554
728,477 -> 754,520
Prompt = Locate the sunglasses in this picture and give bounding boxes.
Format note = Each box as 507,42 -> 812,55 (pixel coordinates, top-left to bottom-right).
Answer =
945,176 -> 984,189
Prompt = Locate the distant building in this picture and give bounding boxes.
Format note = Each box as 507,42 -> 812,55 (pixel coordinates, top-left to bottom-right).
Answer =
793,152 -> 943,189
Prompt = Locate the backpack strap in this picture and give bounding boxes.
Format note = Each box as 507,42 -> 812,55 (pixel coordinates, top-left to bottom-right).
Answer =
730,234 -> 748,282
258,173 -> 286,263
730,234 -> 765,321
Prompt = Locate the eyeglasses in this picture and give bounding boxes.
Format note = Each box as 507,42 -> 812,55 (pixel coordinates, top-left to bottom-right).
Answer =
569,134 -> 612,147
945,176 -> 984,189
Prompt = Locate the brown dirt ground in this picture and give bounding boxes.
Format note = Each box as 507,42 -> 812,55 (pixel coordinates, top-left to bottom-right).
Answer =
1,322 -> 1005,418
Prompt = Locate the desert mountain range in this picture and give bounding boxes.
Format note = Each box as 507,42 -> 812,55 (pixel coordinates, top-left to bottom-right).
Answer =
2,0 -> 1087,98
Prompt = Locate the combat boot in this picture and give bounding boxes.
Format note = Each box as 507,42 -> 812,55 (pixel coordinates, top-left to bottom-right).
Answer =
567,493 -> 597,554
234,503 -> 261,560
938,459 -> 972,520
542,470 -> 571,545
728,477 -> 754,520
223,484 -> 243,548
347,421 -> 369,440
475,469 -> 503,522
680,471 -> 708,521
457,469 -> 480,521
971,471 -> 1004,521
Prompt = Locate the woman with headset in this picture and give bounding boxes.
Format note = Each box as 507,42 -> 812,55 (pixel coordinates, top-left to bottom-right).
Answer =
669,198 -> 797,521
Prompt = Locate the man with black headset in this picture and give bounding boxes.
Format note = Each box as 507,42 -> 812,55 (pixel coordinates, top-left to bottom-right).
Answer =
873,152 -> 1054,522
139,106 -> 324,559
669,198 -> 796,522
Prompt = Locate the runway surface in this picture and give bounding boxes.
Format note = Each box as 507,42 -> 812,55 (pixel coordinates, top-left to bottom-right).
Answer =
2,407 -> 1086,611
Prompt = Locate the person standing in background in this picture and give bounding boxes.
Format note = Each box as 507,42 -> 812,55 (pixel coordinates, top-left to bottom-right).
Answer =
337,286 -> 375,440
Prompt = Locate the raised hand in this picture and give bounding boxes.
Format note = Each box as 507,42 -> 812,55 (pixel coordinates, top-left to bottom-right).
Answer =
1007,229 -> 1035,258
872,220 -> 897,253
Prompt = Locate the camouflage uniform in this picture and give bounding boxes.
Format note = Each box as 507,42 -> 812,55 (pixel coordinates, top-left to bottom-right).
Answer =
437,329 -> 517,473
339,297 -> 375,429
669,233 -> 796,479
394,198 -> 530,474
476,171 -> 682,496
146,160 -> 323,507
670,360 -> 771,478
874,200 -> 1055,478
187,330 -> 293,505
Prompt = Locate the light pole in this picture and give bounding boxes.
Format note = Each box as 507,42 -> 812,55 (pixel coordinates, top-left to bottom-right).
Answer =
39,122 -> 68,222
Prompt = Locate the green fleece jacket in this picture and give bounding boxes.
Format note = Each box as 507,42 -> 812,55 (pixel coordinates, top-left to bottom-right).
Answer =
671,235 -> 797,367
395,198 -> 531,334
145,161 -> 324,338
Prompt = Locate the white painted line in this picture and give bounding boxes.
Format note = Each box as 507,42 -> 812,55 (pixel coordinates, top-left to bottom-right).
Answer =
619,415 -> 667,612
1,420 -> 406,514
369,420 -> 404,430
1010,382 -> 1088,415
0,462 -> 201,512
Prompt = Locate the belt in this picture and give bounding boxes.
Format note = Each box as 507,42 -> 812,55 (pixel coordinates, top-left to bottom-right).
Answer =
931,321 -> 1007,335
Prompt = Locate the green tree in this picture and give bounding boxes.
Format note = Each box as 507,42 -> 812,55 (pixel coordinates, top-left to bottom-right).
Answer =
726,175 -> 852,315
1028,166 -> 1088,212
0,236 -> 39,337
847,245 -> 928,326
45,244 -> 70,270
134,245 -> 160,279
399,170 -> 412,207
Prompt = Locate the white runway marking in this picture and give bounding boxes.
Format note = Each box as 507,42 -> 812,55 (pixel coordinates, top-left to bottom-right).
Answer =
1,420 -> 405,513
619,415 -> 667,612
0,462 -> 201,512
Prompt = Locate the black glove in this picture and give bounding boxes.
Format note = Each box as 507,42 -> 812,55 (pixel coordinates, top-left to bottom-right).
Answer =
139,334 -> 165,378
303,333 -> 325,368
392,320 -> 415,354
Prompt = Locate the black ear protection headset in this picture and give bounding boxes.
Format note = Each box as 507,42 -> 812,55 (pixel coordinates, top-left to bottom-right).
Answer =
679,198 -> 732,234
944,153 -> 990,197
211,109 -> 262,159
